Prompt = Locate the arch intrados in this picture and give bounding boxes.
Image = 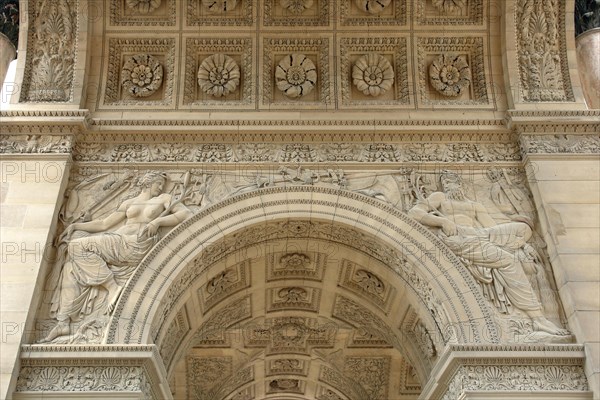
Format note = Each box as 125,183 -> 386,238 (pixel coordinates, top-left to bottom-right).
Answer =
107,186 -> 498,346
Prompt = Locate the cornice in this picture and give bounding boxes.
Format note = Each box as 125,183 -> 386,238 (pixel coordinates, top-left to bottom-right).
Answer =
507,109 -> 600,134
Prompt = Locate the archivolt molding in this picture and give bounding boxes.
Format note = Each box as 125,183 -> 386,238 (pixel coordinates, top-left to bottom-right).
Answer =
106,186 -> 498,347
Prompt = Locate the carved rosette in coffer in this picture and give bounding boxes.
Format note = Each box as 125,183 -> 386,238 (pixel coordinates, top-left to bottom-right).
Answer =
187,0 -> 253,27
416,0 -> 484,26
181,36 -> 255,108
416,36 -> 492,108
263,0 -> 330,27
340,0 -> 407,26
338,259 -> 396,313
101,37 -> 177,108
109,0 -> 177,26
339,35 -> 411,108
262,38 -> 333,108
198,261 -> 251,313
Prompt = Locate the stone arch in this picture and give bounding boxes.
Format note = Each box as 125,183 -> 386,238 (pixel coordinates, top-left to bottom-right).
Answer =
108,187 -> 497,345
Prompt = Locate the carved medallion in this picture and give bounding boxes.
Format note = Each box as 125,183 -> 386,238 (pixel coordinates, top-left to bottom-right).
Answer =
275,54 -> 318,98
432,0 -> 467,14
354,0 -> 392,15
280,0 -> 314,14
197,54 -> 241,97
202,0 -> 238,13
352,53 -> 394,97
126,0 -> 161,13
429,53 -> 471,97
121,54 -> 164,98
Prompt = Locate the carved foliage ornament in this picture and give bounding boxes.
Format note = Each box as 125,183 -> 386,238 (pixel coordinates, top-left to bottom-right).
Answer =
429,53 -> 471,97
202,0 -> 238,13
276,53 -> 318,98
280,0 -> 314,14
352,53 -> 394,97
197,54 -> 241,97
432,0 -> 467,14
355,0 -> 392,15
126,0 -> 161,14
121,54 -> 163,98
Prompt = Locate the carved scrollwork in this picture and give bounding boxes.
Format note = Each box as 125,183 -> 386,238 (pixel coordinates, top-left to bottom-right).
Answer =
280,0 -> 314,14
202,0 -> 238,13
275,53 -> 318,98
431,0 -> 467,14
352,53 -> 395,97
126,0 -> 161,14
354,0 -> 392,15
121,54 -> 164,98
197,54 -> 241,97
429,54 -> 471,97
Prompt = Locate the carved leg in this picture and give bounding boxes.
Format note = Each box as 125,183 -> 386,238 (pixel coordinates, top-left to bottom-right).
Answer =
39,320 -> 70,343
528,310 -> 570,336
104,278 -> 123,315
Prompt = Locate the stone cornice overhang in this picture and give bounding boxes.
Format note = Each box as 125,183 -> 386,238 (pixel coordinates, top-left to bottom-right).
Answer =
420,344 -> 591,399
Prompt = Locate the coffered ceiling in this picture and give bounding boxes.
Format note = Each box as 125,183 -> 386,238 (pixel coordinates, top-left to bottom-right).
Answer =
86,0 -> 505,118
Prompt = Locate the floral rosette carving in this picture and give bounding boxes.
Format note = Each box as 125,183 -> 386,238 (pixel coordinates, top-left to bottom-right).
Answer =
280,0 -> 314,14
197,54 -> 241,97
431,0 -> 466,14
126,0 -> 161,14
352,53 -> 394,97
121,54 -> 164,98
429,54 -> 471,97
275,54 -> 318,99
354,0 -> 392,15
202,0 -> 238,13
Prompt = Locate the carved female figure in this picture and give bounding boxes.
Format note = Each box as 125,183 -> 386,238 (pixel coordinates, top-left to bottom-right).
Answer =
42,171 -> 193,342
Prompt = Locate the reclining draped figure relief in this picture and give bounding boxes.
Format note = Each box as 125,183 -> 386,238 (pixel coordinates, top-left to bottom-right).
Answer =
38,167 -> 570,344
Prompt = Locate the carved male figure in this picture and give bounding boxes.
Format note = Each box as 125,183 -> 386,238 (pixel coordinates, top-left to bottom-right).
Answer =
42,171 -> 193,342
408,172 -> 568,336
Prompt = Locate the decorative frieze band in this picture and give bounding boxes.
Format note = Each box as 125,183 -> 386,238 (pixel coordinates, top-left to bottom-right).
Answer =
421,344 -> 590,400
0,134 -> 73,154
72,141 -> 521,163
520,134 -> 600,155
16,345 -> 168,399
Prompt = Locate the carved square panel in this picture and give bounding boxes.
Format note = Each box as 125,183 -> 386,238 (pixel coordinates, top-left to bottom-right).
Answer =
198,261 -> 250,313
416,36 -> 492,108
187,356 -> 233,396
181,36 -> 256,109
344,356 -> 391,400
266,251 -> 327,282
266,358 -> 308,376
416,0 -> 485,26
399,359 -> 422,395
339,0 -> 407,27
338,259 -> 396,313
266,286 -> 321,313
267,378 -> 305,395
338,35 -> 411,108
186,0 -> 254,27
108,0 -> 177,27
261,37 -> 333,109
100,37 -> 177,109
263,0 -> 331,27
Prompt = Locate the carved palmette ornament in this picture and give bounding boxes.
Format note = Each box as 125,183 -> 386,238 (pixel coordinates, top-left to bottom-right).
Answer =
275,54 -> 318,98
431,0 -> 467,14
352,53 -> 394,97
121,54 -> 164,98
126,0 -> 161,14
197,54 -> 241,97
280,0 -> 314,14
429,54 -> 471,97
355,0 -> 392,15
202,0 -> 238,13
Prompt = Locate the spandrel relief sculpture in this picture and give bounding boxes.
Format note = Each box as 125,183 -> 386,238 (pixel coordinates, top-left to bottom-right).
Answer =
40,171 -> 202,344
407,171 -> 570,342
